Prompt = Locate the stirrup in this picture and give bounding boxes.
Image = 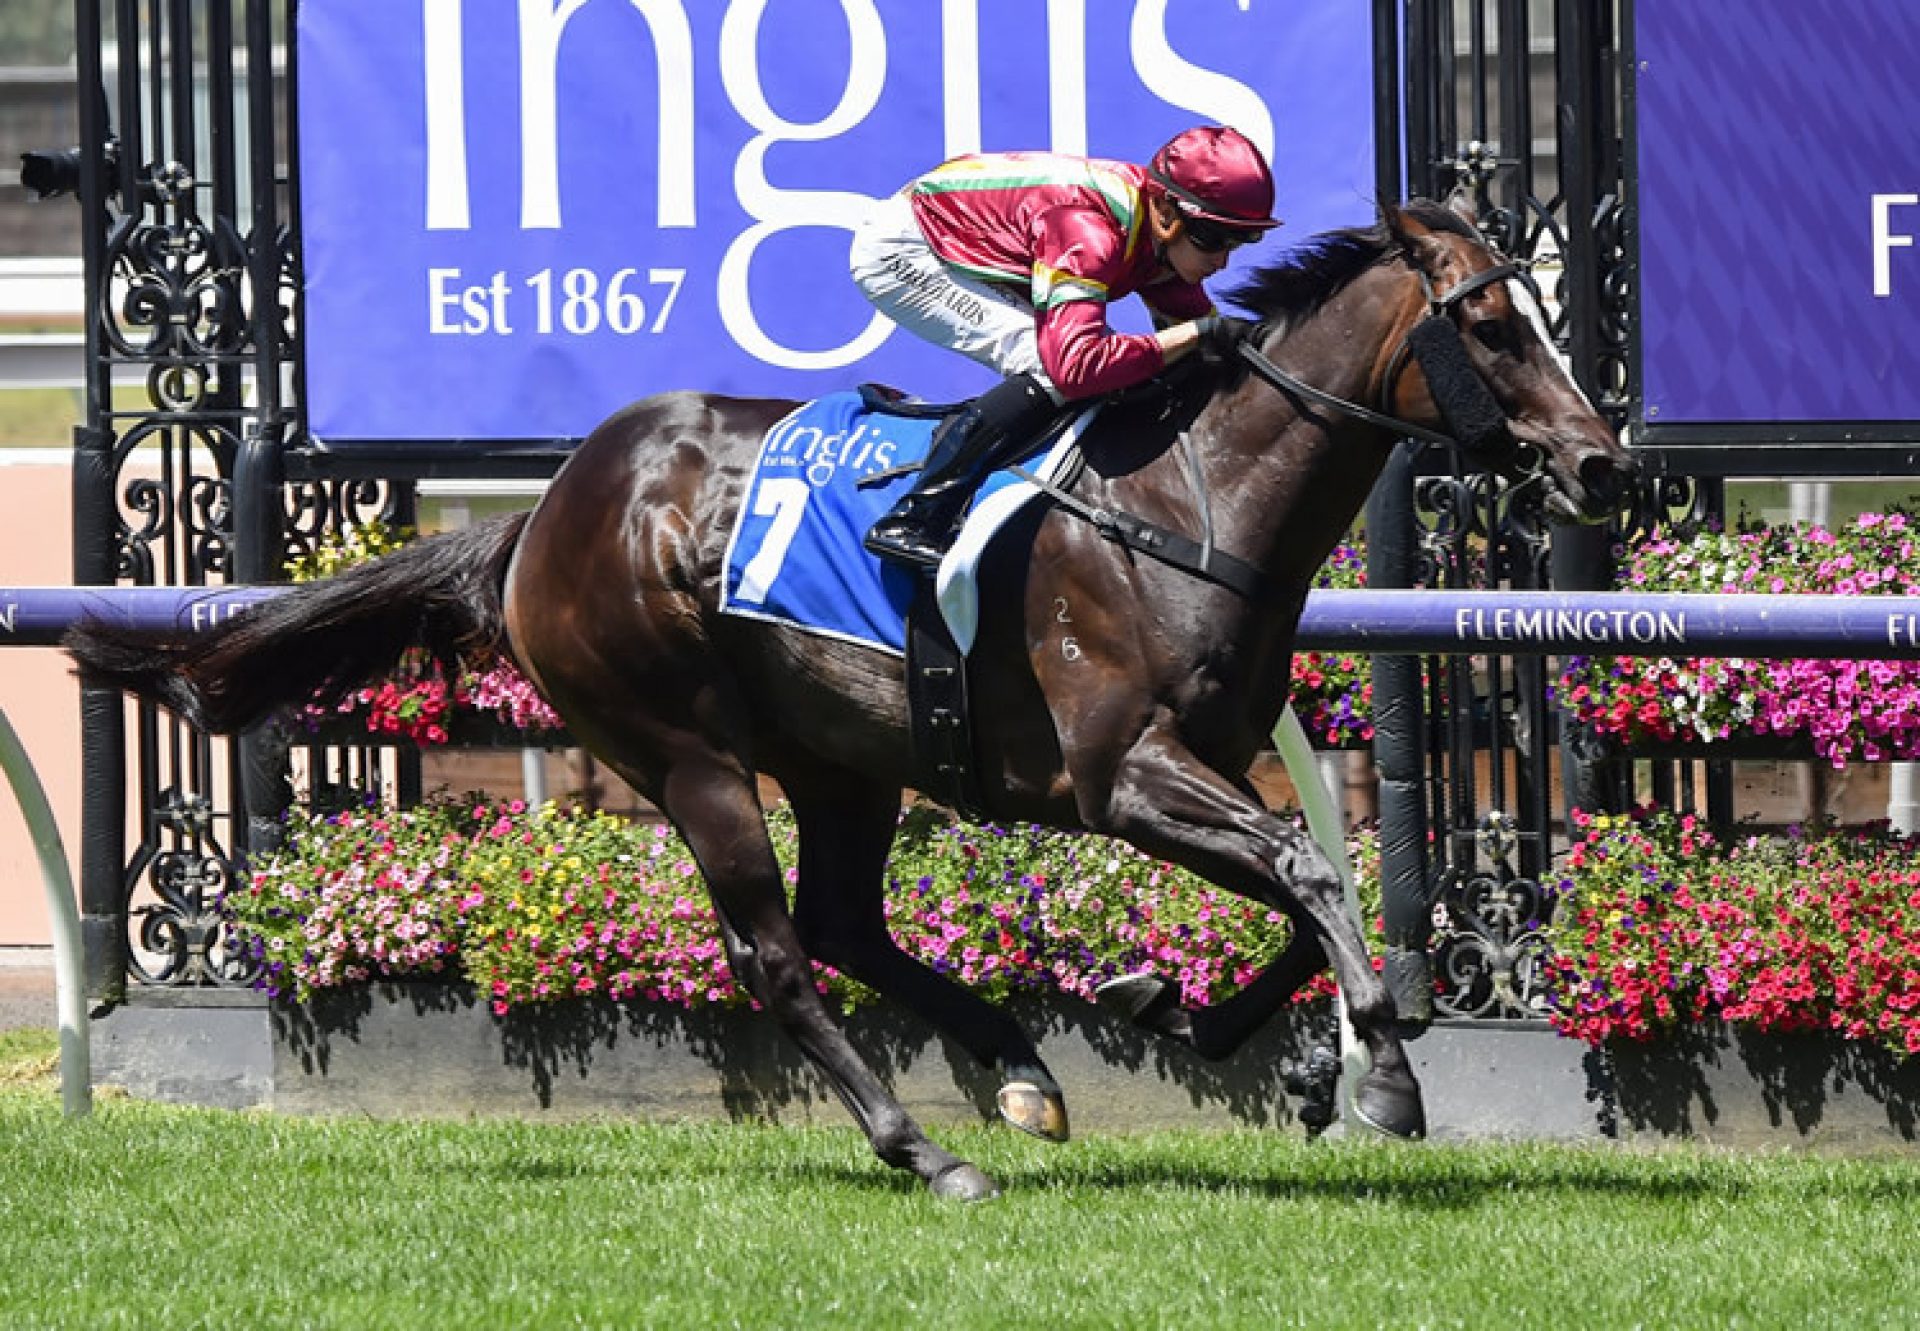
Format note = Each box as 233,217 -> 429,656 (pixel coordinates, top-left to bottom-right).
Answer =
863,520 -> 950,571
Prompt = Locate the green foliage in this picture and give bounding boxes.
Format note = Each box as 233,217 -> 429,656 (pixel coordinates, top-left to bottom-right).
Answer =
0,4 -> 75,64
283,518 -> 414,583
1544,809 -> 1920,1056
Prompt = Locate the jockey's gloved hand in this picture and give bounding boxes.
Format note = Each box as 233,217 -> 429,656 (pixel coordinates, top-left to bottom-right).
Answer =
1193,314 -> 1259,361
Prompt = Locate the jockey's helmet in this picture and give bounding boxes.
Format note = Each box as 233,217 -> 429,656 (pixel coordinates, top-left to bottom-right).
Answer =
1146,126 -> 1281,243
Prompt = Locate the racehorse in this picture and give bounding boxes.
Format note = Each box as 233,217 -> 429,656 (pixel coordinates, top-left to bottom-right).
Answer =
68,196 -> 1633,1199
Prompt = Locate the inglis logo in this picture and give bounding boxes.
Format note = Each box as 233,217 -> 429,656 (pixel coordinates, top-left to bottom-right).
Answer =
414,0 -> 1278,370
761,413 -> 899,488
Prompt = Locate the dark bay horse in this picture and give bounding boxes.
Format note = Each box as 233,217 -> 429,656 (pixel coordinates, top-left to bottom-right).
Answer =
68,197 -> 1633,1199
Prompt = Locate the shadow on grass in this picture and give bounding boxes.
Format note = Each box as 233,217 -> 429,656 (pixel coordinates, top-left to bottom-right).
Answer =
969,1145 -> 1920,1208
462,1138 -> 1920,1209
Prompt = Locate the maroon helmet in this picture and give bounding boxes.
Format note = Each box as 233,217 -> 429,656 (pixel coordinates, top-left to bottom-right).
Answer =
1146,125 -> 1281,243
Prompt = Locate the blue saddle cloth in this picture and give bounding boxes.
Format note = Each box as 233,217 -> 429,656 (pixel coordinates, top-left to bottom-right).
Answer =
718,390 -> 1074,656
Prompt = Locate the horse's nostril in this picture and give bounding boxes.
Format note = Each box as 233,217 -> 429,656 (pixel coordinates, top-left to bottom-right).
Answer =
1578,454 -> 1632,507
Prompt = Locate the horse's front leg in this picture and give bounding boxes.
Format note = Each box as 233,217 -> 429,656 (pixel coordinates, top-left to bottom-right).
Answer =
1095,927 -> 1344,1135
1097,921 -> 1326,1060
1084,728 -> 1425,1139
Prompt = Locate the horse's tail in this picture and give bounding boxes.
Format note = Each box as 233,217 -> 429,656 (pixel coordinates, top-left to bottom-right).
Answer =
63,511 -> 532,734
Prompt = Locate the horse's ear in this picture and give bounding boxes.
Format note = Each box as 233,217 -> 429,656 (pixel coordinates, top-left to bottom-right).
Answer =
1383,201 -> 1421,249
1386,201 -> 1449,271
1443,186 -> 1480,228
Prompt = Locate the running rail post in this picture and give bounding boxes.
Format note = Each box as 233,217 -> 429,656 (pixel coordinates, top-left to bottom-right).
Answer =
0,706 -> 89,1116
1271,704 -> 1369,1129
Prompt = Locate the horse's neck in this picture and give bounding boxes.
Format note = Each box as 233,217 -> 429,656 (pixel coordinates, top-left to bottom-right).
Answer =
1190,265 -> 1408,589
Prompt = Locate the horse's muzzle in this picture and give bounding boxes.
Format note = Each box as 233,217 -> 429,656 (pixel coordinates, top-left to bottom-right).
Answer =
1576,449 -> 1638,516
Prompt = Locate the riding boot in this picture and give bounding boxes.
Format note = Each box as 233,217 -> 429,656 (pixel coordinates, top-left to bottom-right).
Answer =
864,373 -> 1060,570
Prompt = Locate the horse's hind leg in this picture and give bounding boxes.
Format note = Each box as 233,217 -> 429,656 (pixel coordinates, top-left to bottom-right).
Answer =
626,757 -> 997,1199
785,773 -> 1069,1142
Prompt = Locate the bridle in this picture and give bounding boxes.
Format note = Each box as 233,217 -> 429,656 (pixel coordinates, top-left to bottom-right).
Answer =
1236,251 -> 1541,465
1009,242 -> 1557,602
1379,262 -> 1537,415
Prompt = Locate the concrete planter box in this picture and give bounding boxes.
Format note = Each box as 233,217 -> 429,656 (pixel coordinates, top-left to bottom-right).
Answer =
96,982 -> 1339,1135
1607,1024 -> 1919,1150
89,984 -> 1917,1148
271,984 -> 1349,1133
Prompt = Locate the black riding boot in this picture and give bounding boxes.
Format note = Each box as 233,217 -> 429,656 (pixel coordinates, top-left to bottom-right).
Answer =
864,373 -> 1060,570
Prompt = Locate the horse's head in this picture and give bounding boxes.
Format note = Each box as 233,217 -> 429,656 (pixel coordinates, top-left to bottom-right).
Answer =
1380,195 -> 1635,522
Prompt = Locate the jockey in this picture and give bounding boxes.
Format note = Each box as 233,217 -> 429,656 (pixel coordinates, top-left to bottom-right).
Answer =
850,124 -> 1281,570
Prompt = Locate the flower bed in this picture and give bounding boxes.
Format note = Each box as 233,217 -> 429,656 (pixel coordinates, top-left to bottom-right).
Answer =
231,798 -> 1920,1062
232,799 -> 1380,1016
1561,513 -> 1920,765
286,520 -> 563,746
228,795 -> 1920,1067
1542,808 -> 1920,1058
1291,541 -> 1374,746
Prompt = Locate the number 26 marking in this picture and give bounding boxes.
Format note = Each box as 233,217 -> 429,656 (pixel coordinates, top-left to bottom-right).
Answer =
1055,598 -> 1082,660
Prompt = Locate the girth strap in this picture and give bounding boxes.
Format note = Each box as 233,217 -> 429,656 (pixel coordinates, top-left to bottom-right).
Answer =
1010,427 -> 1268,601
905,581 -> 986,820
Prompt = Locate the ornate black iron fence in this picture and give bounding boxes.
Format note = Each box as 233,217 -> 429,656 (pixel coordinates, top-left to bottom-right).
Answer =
1373,0 -> 1652,1024
62,0 -> 419,1003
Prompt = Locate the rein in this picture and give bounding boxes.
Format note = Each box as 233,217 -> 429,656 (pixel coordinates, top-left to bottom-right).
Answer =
1237,344 -> 1455,449
1239,260 -> 1531,453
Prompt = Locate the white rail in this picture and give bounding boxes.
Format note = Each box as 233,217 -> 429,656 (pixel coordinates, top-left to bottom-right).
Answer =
0,708 -> 88,1116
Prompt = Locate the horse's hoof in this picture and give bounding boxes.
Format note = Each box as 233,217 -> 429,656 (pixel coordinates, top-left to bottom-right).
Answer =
997,1080 -> 1071,1143
928,1162 -> 999,1202
1095,972 -> 1193,1044
1350,1068 -> 1428,1141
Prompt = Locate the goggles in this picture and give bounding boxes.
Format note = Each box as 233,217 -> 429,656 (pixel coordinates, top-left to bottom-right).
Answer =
1181,216 -> 1261,254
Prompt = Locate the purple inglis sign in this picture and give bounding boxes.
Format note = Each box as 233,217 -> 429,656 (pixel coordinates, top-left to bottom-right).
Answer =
1633,0 -> 1920,433
296,0 -> 1378,446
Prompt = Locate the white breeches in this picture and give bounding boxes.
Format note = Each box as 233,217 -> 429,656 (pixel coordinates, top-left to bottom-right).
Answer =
847,192 -> 1062,400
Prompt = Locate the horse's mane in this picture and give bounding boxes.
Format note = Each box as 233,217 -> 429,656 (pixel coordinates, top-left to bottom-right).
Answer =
1224,198 -> 1475,333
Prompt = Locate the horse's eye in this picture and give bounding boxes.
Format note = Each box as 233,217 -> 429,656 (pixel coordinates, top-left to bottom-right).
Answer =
1471,320 -> 1513,355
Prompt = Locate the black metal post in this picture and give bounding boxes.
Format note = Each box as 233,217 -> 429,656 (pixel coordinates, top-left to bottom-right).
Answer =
233,0 -> 293,861
72,0 -> 128,1009
1367,0 -> 1433,1032
1551,0 -> 1625,824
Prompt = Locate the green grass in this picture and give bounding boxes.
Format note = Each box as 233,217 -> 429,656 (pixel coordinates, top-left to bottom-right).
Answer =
1,1033 -> 1916,1330
0,1028 -> 57,1086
